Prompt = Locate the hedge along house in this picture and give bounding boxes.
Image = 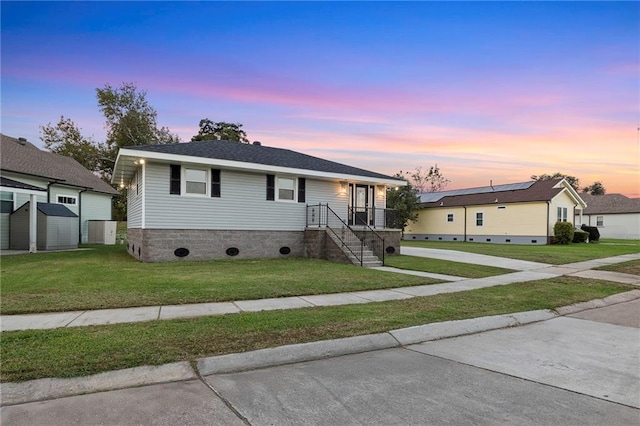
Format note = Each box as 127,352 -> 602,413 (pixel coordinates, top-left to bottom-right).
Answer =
0,134 -> 119,250
112,140 -> 406,265
576,193 -> 640,240
404,179 -> 587,245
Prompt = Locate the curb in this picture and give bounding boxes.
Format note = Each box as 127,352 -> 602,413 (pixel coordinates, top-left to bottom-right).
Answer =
3,289 -> 639,407
1,362 -> 196,407
198,333 -> 399,376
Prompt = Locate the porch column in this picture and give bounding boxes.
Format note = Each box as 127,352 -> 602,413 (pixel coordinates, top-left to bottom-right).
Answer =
29,194 -> 37,253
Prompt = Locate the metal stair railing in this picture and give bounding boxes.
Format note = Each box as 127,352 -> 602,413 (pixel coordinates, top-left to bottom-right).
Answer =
348,207 -> 386,265
306,204 -> 385,266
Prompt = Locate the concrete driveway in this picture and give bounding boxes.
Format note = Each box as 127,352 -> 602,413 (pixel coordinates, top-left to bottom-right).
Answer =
3,299 -> 638,425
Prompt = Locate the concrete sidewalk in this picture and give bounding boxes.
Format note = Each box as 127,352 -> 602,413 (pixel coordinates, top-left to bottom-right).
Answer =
1,252 -> 638,332
2,291 -> 639,409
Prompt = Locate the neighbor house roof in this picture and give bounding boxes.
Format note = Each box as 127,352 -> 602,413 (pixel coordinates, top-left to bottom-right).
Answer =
418,179 -> 586,209
577,193 -> 640,214
113,140 -> 405,186
0,176 -> 47,192
0,134 -> 119,195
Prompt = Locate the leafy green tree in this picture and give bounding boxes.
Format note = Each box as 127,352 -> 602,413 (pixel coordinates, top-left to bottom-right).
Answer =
96,83 -> 179,221
40,116 -> 100,172
386,173 -> 420,233
582,181 -> 606,195
96,82 -> 179,151
191,119 -> 249,143
530,172 -> 580,191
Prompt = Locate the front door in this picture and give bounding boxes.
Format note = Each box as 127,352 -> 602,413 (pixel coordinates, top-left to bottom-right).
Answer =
354,184 -> 369,226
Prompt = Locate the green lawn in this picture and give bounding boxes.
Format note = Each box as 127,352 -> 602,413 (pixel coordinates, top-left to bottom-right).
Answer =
401,239 -> 640,264
1,277 -> 631,382
596,259 -> 640,275
0,245 -> 441,315
385,255 -> 513,277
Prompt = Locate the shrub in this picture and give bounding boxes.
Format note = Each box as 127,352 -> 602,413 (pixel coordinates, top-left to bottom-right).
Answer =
553,221 -> 574,244
581,224 -> 600,242
572,229 -> 589,243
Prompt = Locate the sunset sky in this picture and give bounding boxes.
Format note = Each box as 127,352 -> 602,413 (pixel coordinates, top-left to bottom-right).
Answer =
2,1 -> 638,196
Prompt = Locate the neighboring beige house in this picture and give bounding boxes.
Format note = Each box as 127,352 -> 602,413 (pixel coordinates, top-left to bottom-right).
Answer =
112,140 -> 405,265
576,193 -> 640,240
0,134 -> 119,250
405,179 -> 586,245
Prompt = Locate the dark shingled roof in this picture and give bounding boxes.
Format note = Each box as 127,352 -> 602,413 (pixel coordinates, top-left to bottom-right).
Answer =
0,134 -> 119,195
0,176 -> 46,191
131,140 -> 398,180
578,193 -> 640,214
419,179 -> 566,208
37,202 -> 78,217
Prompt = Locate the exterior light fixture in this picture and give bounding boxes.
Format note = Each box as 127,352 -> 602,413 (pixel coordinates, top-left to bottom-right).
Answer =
339,181 -> 348,193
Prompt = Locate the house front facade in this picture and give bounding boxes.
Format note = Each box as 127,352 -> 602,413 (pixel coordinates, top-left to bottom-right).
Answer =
405,179 -> 587,244
112,140 -> 405,263
576,193 -> 640,240
0,134 -> 119,250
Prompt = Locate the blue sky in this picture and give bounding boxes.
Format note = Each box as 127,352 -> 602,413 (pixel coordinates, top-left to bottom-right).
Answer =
2,1 -> 638,195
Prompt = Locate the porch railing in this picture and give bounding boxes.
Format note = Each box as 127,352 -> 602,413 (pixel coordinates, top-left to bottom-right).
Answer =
347,207 -> 401,229
306,204 -> 386,266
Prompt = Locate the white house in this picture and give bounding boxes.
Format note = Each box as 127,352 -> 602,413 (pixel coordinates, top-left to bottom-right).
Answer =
405,179 -> 587,244
576,193 -> 640,240
0,133 -> 119,250
112,140 -> 405,264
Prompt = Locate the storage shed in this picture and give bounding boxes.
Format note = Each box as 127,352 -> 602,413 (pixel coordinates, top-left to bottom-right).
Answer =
10,202 -> 79,250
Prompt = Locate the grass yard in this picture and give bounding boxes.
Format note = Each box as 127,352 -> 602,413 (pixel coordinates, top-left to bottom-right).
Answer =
401,239 -> 640,264
385,255 -> 514,277
1,276 -> 631,382
596,259 -> 640,275
0,245 -> 442,315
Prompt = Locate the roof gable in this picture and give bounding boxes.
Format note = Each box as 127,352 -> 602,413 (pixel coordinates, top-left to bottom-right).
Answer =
0,134 -> 119,196
114,140 -> 405,186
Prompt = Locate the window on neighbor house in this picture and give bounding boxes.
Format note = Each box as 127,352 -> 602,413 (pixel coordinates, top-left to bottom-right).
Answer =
476,212 -> 483,226
185,168 -> 207,195
596,216 -> 604,227
557,207 -> 568,222
57,195 -> 77,205
0,191 -> 14,213
447,213 -> 454,222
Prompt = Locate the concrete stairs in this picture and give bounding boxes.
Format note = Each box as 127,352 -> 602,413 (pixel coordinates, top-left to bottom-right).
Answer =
326,228 -> 383,267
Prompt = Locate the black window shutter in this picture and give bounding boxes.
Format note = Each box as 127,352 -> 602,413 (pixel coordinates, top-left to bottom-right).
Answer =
266,174 -> 275,201
170,165 -> 181,195
211,169 -> 221,197
298,178 -> 306,203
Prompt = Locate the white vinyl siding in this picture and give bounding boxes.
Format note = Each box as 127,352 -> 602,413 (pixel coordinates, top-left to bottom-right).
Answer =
80,192 -> 113,243
127,170 -> 143,228
143,163 -> 347,230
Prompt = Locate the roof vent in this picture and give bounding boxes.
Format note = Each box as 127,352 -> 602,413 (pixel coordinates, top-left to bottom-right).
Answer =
252,141 -> 261,146
17,137 -> 27,145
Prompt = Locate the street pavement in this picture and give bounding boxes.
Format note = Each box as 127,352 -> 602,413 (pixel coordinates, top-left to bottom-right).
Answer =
2,298 -> 638,425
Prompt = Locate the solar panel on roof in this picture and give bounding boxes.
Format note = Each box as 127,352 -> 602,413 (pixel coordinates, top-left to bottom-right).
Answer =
419,181 -> 534,202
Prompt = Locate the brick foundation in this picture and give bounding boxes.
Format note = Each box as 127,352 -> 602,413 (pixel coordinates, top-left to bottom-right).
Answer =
126,228 -> 402,263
